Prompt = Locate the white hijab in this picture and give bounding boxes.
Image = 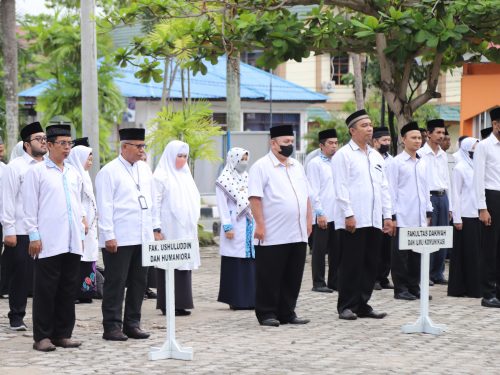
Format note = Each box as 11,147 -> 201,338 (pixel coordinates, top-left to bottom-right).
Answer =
154,140 -> 200,229
459,137 -> 478,168
216,147 -> 251,219
67,145 -> 95,204
9,141 -> 24,161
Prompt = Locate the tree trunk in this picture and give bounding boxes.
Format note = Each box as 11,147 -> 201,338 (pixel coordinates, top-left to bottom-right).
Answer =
226,52 -> 241,131
350,53 -> 364,110
1,0 -> 19,157
160,58 -> 170,109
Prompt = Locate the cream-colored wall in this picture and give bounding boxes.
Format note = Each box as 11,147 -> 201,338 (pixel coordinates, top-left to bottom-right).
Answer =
443,68 -> 461,103
284,54 -> 318,91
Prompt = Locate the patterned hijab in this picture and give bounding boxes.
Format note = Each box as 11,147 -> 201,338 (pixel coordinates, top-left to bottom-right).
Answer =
216,147 -> 251,219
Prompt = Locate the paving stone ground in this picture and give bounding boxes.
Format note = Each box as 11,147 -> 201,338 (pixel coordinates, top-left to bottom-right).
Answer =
1,244 -> 499,374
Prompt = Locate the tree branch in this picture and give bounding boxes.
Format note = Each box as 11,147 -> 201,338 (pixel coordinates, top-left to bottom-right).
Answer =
409,52 -> 443,112
375,33 -> 402,116
399,59 -> 412,101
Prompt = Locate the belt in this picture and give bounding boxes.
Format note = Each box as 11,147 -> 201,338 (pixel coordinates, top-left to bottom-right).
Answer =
430,190 -> 446,196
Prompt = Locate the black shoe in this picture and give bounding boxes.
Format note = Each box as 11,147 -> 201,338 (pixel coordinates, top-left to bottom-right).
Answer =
429,280 -> 434,286
394,291 -> 417,301
432,279 -> 448,285
339,309 -> 357,320
412,292 -> 432,300
145,288 -> 157,299
123,327 -> 150,339
51,338 -> 82,348
373,282 -> 382,291
284,317 -> 310,325
175,309 -> 191,316
103,329 -> 128,341
260,318 -> 280,327
311,286 -> 334,293
380,282 -> 394,289
357,310 -> 387,319
481,297 -> 500,308
10,321 -> 28,331
77,298 -> 93,304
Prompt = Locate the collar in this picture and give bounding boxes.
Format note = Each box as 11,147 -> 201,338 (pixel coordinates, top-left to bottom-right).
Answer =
319,151 -> 331,162
488,133 -> 500,145
421,142 -> 445,157
22,151 -> 38,165
348,139 -> 374,154
401,150 -> 420,161
119,154 -> 135,168
268,151 -> 294,167
45,156 -> 66,171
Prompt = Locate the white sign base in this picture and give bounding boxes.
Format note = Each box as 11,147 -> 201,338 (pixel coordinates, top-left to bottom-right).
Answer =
399,227 -> 452,335
142,239 -> 197,361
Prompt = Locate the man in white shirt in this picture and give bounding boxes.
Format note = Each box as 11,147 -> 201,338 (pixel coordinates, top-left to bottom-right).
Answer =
386,122 -> 433,301
248,124 -> 312,327
23,124 -> 84,352
96,128 -> 157,341
372,127 -> 394,291
2,122 -> 46,331
331,109 -> 393,321
473,107 -> 500,308
306,128 -> 338,293
419,119 -> 452,285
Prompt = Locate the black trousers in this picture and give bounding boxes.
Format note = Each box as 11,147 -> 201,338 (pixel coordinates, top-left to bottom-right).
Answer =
33,253 -> 80,342
448,218 -> 481,298
156,269 -> 194,311
311,222 -> 338,289
391,229 -> 420,296
376,233 -> 392,286
102,245 -> 148,331
481,190 -> 500,299
255,242 -> 306,323
337,227 -> 382,314
4,236 -> 32,324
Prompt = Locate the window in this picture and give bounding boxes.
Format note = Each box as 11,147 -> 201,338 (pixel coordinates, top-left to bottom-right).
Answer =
473,111 -> 492,138
213,113 -> 227,130
330,55 -> 350,85
243,113 -> 301,150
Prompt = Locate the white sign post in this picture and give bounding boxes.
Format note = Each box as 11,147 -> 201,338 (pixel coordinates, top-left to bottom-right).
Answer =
142,239 -> 197,361
399,226 -> 453,335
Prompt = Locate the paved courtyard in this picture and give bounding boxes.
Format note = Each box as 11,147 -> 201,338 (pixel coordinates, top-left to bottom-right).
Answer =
1,244 -> 499,374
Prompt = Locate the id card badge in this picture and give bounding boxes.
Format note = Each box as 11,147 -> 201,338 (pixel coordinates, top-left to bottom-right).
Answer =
138,195 -> 148,210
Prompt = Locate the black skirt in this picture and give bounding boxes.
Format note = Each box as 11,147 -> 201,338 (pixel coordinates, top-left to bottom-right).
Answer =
218,256 -> 256,309
77,261 -> 97,299
156,268 -> 194,311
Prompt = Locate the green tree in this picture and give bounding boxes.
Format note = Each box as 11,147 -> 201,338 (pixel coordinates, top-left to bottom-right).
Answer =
21,11 -> 124,163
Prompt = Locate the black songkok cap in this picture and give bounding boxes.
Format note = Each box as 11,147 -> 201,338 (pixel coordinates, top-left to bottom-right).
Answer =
490,107 -> 500,122
419,128 -> 427,133
46,124 -> 71,138
72,137 -> 90,148
400,121 -> 420,137
119,128 -> 145,141
318,128 -> 337,141
444,128 -> 450,136
270,125 -> 294,138
426,119 -> 445,131
481,127 -> 493,139
20,121 -> 44,141
373,127 -> 390,139
345,109 -> 369,128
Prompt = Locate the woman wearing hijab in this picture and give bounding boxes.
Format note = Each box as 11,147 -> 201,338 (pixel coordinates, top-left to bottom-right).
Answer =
216,147 -> 255,309
67,145 -> 99,303
153,140 -> 201,316
9,141 -> 24,161
448,137 -> 481,298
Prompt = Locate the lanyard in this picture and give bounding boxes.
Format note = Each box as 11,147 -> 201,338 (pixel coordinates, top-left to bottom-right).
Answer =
119,158 -> 140,191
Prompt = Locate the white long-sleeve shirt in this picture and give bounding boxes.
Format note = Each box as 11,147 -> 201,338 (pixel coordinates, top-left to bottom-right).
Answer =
2,152 -> 40,236
473,133 -> 500,210
419,142 -> 452,211
452,161 -> 478,223
386,151 -> 432,228
331,139 -> 392,230
248,151 -> 310,246
23,158 -> 84,259
96,155 -> 158,248
306,153 -> 335,222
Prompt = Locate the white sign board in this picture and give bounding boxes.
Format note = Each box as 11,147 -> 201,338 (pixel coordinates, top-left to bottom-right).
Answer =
142,239 -> 197,269
399,227 -> 453,252
398,226 -> 453,335
142,239 -> 196,361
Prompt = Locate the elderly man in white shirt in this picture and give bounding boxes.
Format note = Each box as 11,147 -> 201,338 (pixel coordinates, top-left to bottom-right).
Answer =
474,107 -> 500,308
2,122 -> 46,332
419,119 -> 452,285
386,122 -> 433,301
331,109 -> 393,321
248,124 -> 312,327
306,128 -> 339,293
96,128 -> 158,341
23,124 -> 84,352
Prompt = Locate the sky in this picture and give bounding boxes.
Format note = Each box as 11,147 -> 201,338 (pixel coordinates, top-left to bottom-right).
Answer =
17,0 -> 52,16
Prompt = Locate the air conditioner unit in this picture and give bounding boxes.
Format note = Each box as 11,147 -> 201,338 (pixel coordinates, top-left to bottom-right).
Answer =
321,80 -> 336,93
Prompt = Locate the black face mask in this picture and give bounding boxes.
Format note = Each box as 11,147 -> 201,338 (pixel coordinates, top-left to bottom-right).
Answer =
278,144 -> 294,157
469,151 -> 474,160
378,144 -> 390,154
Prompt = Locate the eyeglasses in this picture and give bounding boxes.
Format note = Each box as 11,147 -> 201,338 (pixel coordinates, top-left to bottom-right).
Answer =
52,140 -> 75,147
30,136 -> 47,143
125,143 -> 147,150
